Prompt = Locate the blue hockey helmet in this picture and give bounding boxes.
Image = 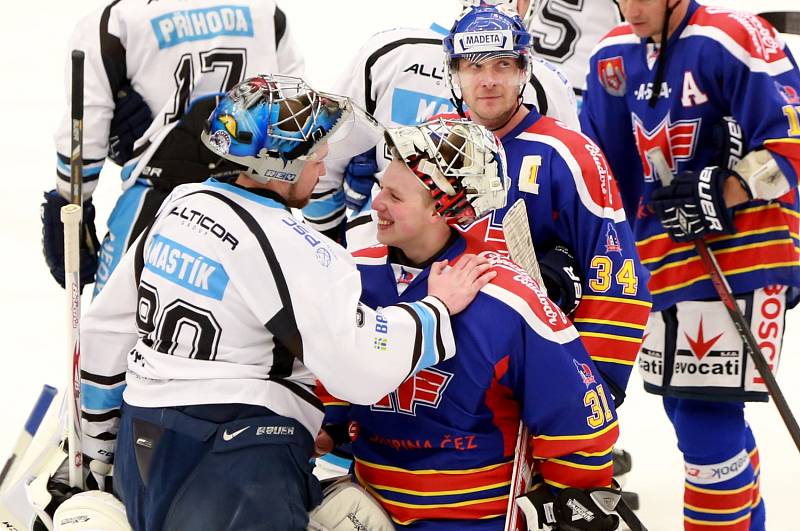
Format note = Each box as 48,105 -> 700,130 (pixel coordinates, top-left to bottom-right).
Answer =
458,0 -> 537,29
444,5 -> 532,68
202,75 -> 371,184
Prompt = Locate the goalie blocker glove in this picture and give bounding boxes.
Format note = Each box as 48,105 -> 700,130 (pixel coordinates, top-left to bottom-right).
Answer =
41,190 -> 101,289
343,147 -> 379,212
650,166 -> 747,243
515,481 -> 622,531
539,244 -> 583,315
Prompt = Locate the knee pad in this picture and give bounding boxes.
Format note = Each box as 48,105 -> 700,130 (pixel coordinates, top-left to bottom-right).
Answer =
53,491 -> 131,530
308,476 -> 394,531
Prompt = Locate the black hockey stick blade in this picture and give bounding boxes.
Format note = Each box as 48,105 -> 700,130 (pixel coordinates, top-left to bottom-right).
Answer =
70,50 -> 85,207
759,11 -> 800,35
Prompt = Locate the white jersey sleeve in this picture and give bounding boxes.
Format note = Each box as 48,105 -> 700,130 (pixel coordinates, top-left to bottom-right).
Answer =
524,57 -> 580,130
54,0 -> 305,198
529,0 -> 622,92
79,179 -> 456,461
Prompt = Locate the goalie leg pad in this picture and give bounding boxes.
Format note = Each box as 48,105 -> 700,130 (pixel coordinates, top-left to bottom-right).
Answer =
307,476 -> 395,531
53,491 -> 131,530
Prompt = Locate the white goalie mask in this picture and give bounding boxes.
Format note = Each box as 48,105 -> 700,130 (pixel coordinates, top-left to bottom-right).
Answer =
384,118 -> 509,224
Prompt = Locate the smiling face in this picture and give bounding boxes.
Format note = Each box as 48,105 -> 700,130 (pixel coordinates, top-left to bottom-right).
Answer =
372,159 -> 450,263
453,56 -> 527,130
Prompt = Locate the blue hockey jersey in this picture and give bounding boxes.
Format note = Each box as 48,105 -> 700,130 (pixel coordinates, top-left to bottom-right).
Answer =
319,238 -> 619,529
581,1 -> 800,311
442,108 -> 652,399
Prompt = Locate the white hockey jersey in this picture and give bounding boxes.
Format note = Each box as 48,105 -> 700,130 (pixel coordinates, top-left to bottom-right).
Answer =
528,0 -> 622,92
302,22 -> 579,235
53,0 -> 303,198
78,179 -> 456,465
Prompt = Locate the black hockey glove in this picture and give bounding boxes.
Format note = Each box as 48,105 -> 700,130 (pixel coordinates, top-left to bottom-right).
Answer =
650,166 -> 737,243
41,190 -> 101,290
343,147 -> 379,211
515,482 -> 621,531
108,84 -> 152,165
539,245 -> 582,315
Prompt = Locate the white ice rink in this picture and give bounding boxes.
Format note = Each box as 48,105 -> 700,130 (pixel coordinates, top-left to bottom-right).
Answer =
1,1 -> 799,529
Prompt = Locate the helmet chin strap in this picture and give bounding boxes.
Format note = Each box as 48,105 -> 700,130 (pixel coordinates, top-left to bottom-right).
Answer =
490,90 -> 525,132
648,0 -> 678,108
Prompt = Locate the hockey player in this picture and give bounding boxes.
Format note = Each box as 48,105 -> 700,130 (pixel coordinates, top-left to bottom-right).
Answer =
34,76 -> 497,531
442,5 -> 651,402
301,0 -> 580,247
580,1 -> 800,529
315,118 -> 626,531
41,0 -> 304,296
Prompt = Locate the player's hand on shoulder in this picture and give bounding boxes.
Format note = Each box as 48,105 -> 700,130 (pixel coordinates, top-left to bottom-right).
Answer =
108,84 -> 152,165
343,147 -> 379,212
539,244 -> 582,315
41,190 -> 100,290
428,254 -> 496,314
650,167 -> 742,243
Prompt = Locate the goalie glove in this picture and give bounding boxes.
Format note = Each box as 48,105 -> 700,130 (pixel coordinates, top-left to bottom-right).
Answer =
539,244 -> 582,316
650,166 -> 744,243
343,147 -> 379,212
515,481 -> 621,531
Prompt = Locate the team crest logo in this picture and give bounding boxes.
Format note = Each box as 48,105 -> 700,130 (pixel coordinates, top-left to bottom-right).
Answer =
397,267 -> 414,285
605,223 -> 622,253
598,56 -> 626,96
632,113 -> 701,182
207,130 -> 232,155
776,82 -> 800,104
574,359 -> 597,387
371,367 -> 453,415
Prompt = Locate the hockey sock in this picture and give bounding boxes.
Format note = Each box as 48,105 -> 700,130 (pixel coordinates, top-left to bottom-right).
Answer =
664,398 -> 756,530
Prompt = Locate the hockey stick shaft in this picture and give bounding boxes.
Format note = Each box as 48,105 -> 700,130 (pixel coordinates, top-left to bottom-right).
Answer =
0,385 -> 57,492
647,148 -> 800,453
65,49 -> 85,489
694,240 -> 800,452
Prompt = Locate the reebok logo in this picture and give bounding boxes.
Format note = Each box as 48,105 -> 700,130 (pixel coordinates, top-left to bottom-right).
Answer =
222,426 -> 250,441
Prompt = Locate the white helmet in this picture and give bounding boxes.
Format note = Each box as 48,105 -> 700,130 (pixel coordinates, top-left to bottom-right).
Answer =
53,491 -> 132,531
384,118 -> 509,224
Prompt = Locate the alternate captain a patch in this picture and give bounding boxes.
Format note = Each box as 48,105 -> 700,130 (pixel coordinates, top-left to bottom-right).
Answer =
598,56 -> 626,96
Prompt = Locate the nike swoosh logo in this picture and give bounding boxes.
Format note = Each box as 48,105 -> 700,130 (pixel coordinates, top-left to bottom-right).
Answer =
222,426 -> 250,441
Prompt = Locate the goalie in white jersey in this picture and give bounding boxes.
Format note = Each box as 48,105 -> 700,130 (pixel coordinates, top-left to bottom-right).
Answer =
42,0 -> 304,298
42,76 -> 497,531
301,0 -> 581,247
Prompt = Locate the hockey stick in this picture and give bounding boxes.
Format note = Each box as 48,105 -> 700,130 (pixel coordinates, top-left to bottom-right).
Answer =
500,199 -> 539,531
64,49 -> 85,489
504,423 -> 533,531
0,385 -> 57,492
647,147 -> 800,453
502,198 -> 545,286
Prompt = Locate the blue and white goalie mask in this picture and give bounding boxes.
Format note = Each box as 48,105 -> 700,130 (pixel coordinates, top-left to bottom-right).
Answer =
385,118 -> 509,224
202,75 -> 383,184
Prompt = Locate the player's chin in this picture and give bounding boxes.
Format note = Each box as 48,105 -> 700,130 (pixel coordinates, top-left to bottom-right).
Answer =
286,196 -> 311,209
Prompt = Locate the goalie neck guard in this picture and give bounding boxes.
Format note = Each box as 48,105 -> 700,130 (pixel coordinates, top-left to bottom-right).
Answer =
384,118 -> 509,224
